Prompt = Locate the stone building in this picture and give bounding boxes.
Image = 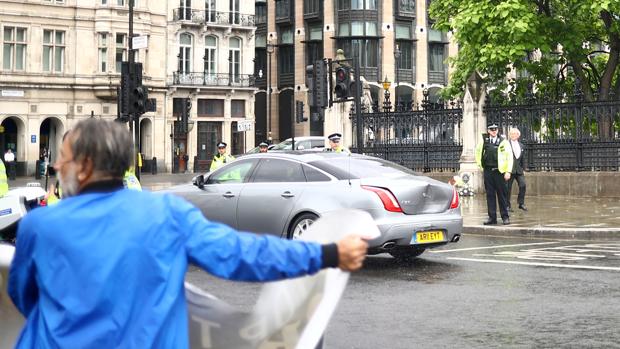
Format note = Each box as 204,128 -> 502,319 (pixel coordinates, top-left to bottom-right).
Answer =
253,0 -> 457,147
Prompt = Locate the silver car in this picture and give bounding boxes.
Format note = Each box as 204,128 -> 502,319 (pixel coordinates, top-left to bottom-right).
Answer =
168,152 -> 462,259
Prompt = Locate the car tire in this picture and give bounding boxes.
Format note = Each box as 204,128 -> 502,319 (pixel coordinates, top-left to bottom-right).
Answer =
389,248 -> 426,260
287,213 -> 318,240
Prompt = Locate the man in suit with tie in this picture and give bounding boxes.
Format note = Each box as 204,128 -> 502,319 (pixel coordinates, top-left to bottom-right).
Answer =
507,128 -> 527,211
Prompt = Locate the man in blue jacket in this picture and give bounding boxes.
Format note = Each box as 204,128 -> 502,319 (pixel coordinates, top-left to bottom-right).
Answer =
8,119 -> 368,349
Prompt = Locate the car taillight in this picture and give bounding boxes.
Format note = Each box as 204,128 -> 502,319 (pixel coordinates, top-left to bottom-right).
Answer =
361,185 -> 403,213
450,187 -> 459,209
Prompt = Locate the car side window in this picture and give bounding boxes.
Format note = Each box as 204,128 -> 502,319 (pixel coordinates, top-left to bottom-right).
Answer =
252,158 -> 306,183
302,165 -> 331,182
206,159 -> 257,184
311,139 -> 325,148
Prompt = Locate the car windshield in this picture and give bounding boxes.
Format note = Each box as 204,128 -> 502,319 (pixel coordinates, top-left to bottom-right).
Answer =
271,140 -> 294,150
309,157 -> 418,180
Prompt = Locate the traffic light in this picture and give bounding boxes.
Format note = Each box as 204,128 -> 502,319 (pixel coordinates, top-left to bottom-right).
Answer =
119,62 -> 131,120
334,66 -> 350,100
306,65 -> 315,108
295,101 -> 307,123
181,98 -> 191,133
314,60 -> 328,108
132,85 -> 148,115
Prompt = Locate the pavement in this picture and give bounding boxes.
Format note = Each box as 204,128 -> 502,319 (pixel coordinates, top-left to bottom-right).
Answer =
8,173 -> 620,238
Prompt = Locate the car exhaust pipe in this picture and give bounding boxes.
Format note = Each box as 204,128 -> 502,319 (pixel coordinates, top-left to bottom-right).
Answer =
381,241 -> 397,250
451,234 -> 461,243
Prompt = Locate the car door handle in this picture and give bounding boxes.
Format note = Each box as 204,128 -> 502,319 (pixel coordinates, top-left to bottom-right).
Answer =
223,192 -> 235,198
281,191 -> 295,198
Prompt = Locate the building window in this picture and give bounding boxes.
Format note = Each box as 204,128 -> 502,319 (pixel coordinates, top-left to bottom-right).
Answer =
102,0 -> 107,4
206,0 -> 216,22
230,0 -> 240,25
204,35 -> 217,78
339,39 -> 379,68
255,34 -> 266,77
338,21 -> 377,37
278,27 -> 294,75
3,27 -> 26,71
178,33 -> 192,74
395,22 -> 414,71
398,0 -> 415,14
179,0 -> 192,20
429,43 -> 446,79
197,99 -> 224,116
229,37 -> 241,82
255,4 -> 267,24
304,0 -> 320,15
305,23 -> 323,66
115,33 -> 127,72
231,99 -> 245,117
276,0 -> 290,20
98,33 -> 108,73
43,29 -> 65,72
337,0 -> 376,10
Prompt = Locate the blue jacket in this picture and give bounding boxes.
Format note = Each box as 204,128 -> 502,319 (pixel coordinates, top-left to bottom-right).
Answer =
9,182 -> 329,348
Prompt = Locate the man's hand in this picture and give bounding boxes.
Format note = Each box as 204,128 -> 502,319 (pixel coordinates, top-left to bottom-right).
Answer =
336,235 -> 369,271
504,172 -> 511,181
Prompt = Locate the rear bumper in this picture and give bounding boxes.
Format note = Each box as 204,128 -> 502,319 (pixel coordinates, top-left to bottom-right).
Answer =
366,210 -> 463,253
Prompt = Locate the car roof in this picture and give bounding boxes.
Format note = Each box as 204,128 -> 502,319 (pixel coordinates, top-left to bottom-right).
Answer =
281,136 -> 326,141
238,151 -> 366,163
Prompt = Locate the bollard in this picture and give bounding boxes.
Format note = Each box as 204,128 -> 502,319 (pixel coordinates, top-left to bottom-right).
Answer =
35,160 -> 42,180
151,157 -> 157,175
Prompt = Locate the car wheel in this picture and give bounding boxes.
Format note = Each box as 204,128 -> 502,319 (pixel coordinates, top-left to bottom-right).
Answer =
288,213 -> 318,240
389,248 -> 426,260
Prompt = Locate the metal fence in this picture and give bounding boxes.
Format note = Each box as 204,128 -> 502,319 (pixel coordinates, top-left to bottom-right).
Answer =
172,72 -> 255,87
352,93 -> 463,172
485,92 -> 620,171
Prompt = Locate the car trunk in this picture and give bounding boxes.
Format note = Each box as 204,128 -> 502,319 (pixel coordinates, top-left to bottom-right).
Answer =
360,176 -> 453,214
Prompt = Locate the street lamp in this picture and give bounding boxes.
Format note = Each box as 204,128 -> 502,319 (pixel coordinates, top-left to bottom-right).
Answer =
394,45 -> 401,111
266,43 -> 276,141
382,75 -> 392,112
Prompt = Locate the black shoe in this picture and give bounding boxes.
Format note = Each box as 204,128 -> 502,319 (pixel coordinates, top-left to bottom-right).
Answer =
483,219 -> 497,225
502,218 -> 511,225
518,205 -> 528,211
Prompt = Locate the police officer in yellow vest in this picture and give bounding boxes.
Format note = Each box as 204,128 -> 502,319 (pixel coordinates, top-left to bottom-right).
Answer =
210,142 -> 235,172
475,123 -> 513,225
123,167 -> 142,191
0,160 -> 9,197
326,133 -> 351,154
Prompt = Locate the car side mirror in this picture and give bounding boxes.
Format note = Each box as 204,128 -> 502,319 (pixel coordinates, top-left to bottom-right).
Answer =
194,174 -> 205,189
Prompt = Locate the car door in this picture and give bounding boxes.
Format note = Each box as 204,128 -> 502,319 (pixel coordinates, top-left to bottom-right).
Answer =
194,159 -> 258,228
236,158 -> 306,236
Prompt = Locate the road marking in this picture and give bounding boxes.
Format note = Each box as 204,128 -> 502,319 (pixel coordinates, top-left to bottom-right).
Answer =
447,257 -> 620,271
429,242 -> 559,253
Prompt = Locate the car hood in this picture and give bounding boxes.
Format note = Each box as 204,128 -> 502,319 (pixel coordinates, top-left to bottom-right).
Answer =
360,175 -> 453,214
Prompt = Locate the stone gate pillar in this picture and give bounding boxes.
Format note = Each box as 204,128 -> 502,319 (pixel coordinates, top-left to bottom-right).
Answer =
460,72 -> 486,193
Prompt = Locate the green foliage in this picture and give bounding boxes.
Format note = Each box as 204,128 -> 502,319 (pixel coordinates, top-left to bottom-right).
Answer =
430,0 -> 620,102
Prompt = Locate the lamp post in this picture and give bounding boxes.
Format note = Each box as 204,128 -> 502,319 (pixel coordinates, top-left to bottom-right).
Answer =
382,75 -> 392,112
266,43 -> 276,142
394,45 -> 401,111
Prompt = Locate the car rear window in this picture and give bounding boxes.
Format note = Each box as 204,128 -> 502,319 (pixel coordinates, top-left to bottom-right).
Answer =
308,157 -> 417,179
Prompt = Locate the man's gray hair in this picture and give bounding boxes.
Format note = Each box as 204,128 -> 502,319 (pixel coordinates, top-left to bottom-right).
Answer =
69,119 -> 133,179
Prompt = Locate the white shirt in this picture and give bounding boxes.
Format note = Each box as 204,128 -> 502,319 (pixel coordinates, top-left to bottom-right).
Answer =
4,152 -> 15,162
511,140 -> 521,159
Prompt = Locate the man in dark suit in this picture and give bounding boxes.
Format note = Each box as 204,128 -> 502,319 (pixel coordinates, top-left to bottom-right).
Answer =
507,127 -> 527,211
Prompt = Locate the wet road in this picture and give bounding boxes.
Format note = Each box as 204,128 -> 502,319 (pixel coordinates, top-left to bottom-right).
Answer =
186,233 -> 620,348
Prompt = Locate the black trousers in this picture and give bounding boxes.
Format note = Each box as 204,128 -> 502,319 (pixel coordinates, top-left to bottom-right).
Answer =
507,173 -> 526,207
484,168 -> 509,221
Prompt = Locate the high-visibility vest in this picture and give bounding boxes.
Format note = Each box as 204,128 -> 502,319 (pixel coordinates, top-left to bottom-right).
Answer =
123,169 -> 142,191
335,145 -> 351,154
209,153 -> 235,172
0,161 -> 8,197
47,182 -> 62,205
475,134 -> 514,174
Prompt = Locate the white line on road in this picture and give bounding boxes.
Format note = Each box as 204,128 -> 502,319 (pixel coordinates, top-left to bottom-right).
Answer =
446,257 -> 620,271
429,242 -> 560,253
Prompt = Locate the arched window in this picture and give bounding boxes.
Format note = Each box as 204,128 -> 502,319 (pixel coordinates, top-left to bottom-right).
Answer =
178,33 -> 192,74
228,37 -> 241,84
204,35 -> 217,83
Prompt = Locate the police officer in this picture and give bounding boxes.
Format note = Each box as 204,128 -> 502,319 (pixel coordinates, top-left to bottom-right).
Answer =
326,133 -> 351,154
475,123 -> 513,225
258,141 -> 269,153
123,167 -> 142,191
210,142 -> 235,171
507,127 -> 527,212
0,159 -> 8,197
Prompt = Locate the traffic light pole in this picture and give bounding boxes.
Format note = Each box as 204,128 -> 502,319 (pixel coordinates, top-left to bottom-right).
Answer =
129,0 -> 140,180
354,55 -> 363,152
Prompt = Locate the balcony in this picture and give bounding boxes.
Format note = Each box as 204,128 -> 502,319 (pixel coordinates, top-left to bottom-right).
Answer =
173,8 -> 255,28
172,72 -> 255,88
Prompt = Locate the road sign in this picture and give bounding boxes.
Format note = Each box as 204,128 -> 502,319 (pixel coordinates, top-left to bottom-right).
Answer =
132,36 -> 148,49
237,120 -> 253,132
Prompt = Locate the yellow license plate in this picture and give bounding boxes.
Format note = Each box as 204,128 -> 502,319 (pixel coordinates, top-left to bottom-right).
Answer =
414,231 -> 445,244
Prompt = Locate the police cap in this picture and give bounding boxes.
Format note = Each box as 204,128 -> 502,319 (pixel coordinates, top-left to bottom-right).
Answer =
328,133 -> 342,141
217,142 -> 227,148
487,123 -> 498,130
259,141 -> 269,148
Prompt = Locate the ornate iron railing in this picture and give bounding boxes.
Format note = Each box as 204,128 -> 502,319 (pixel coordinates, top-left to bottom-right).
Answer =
172,72 -> 255,87
173,8 -> 255,27
352,94 -> 463,172
485,92 -> 620,171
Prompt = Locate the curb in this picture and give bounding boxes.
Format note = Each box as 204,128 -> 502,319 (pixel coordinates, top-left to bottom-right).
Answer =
464,225 -> 620,239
